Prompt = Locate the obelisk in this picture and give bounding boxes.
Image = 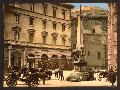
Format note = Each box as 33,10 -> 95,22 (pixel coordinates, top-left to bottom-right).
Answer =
76,5 -> 84,50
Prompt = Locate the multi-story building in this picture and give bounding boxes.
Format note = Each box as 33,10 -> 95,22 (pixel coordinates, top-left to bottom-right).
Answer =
108,3 -> 117,70
4,3 -> 74,72
71,6 -> 108,69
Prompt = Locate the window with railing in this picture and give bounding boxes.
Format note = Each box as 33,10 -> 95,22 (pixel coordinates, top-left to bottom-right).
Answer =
43,3 -> 48,15
43,36 -> 47,44
12,26 -> 21,42
52,22 -> 56,30
15,13 -> 20,24
62,23 -> 66,32
62,38 -> 66,46
43,19 -> 47,29
29,33 -> 34,43
14,32 -> 20,42
62,9 -> 66,19
52,6 -> 57,18
53,37 -> 57,45
29,17 -> 34,25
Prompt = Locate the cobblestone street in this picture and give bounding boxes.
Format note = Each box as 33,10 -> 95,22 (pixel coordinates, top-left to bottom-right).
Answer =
3,71 -> 117,87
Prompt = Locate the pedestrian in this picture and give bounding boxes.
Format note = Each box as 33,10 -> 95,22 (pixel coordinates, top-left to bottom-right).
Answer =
59,69 -> 64,81
42,71 -> 46,85
55,68 -> 59,78
88,68 -> 94,80
108,67 -> 117,86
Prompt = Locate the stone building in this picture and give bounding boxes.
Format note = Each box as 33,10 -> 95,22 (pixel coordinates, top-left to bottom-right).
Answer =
71,6 -> 108,69
108,3 -> 117,70
4,3 -> 74,72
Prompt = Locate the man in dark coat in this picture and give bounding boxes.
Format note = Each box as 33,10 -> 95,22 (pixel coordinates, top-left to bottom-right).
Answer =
59,69 -> 64,81
108,68 -> 117,86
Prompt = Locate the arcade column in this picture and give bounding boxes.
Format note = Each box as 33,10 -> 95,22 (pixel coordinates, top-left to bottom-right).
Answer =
8,45 -> 12,67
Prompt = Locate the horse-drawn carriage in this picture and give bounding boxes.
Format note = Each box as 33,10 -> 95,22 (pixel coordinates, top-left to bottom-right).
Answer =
5,57 -> 52,87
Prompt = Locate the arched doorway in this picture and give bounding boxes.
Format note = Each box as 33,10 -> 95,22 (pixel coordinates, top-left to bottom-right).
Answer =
61,55 -> 67,60
27,53 -> 35,68
61,55 -> 67,70
51,55 -> 58,69
39,54 -> 49,69
11,51 -> 21,68
41,54 -> 49,60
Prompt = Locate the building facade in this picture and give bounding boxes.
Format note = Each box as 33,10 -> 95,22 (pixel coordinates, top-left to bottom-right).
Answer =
71,6 -> 108,69
4,3 -> 74,72
108,3 -> 117,70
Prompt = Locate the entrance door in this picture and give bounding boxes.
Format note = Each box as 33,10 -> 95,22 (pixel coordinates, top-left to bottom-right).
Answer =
27,53 -> 35,68
11,51 -> 21,68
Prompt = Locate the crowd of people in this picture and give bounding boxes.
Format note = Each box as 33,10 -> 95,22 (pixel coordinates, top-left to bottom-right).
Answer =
5,64 -> 117,86
54,68 -> 64,81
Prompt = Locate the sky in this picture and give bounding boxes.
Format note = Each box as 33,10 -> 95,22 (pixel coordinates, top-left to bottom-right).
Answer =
71,3 -> 108,10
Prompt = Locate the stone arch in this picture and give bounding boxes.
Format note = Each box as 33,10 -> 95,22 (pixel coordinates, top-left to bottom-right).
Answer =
28,53 -> 35,57
61,55 -> 67,59
51,55 -> 58,60
41,54 -> 49,60
50,55 -> 59,69
11,51 -> 21,68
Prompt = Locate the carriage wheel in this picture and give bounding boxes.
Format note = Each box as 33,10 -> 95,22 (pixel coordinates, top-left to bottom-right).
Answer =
31,80 -> 38,87
98,78 -> 101,81
26,79 -> 38,87
25,79 -> 31,87
6,79 -> 17,87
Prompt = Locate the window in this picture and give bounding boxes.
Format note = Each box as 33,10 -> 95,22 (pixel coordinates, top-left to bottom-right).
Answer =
92,29 -> 95,33
62,23 -> 66,32
43,19 -> 47,29
53,37 -> 57,45
29,17 -> 34,25
43,36 -> 46,44
62,38 -> 66,46
12,26 -> 21,42
29,33 -> 34,43
43,3 -> 48,15
88,51 -> 90,56
53,22 -> 56,30
15,14 -> 19,24
98,52 -> 101,60
14,32 -> 20,42
62,9 -> 66,19
114,48 -> 117,54
30,3 -> 34,11
53,7 -> 57,18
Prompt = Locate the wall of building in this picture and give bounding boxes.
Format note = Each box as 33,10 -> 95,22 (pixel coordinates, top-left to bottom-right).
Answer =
108,3 -> 117,70
4,3 -> 74,71
4,4 -> 71,47
83,34 -> 108,69
71,6 -> 108,69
